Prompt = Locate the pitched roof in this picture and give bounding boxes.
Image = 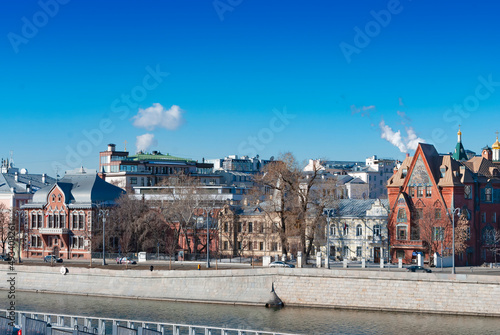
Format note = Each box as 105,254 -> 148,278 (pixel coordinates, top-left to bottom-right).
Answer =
0,172 -> 55,194
26,168 -> 125,208
327,199 -> 389,218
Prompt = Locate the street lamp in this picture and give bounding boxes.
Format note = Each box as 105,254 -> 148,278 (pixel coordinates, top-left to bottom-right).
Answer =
206,209 -> 211,269
450,207 -> 461,275
98,209 -> 109,266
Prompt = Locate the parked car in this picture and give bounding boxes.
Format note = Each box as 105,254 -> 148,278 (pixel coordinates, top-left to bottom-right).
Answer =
44,255 -> 63,263
269,261 -> 295,268
116,257 -> 137,265
0,254 -> 11,262
407,265 -> 432,273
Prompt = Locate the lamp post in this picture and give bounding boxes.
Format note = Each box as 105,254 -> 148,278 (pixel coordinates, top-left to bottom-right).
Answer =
98,209 -> 109,266
206,209 -> 211,269
450,207 -> 461,275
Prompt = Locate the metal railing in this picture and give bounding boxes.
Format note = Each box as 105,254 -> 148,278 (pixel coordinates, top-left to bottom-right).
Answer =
1,309 -> 301,335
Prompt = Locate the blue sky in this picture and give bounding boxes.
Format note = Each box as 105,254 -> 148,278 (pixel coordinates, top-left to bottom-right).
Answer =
2,0 -> 500,174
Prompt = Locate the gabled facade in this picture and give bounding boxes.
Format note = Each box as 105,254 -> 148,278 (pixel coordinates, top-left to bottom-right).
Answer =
22,168 -> 125,260
387,139 -> 500,265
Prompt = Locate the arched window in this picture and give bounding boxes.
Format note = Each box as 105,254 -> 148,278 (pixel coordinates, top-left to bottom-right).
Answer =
51,194 -> 56,202
343,223 -> 349,236
58,194 -> 62,202
356,224 -> 363,236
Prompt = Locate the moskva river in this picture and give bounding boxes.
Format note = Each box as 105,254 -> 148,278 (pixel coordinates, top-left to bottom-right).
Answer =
3,291 -> 500,335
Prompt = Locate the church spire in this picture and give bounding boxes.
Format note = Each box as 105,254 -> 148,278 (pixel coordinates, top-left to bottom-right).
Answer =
452,126 -> 468,161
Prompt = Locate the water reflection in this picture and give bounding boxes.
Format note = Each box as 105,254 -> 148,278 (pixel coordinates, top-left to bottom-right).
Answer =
2,291 -> 500,335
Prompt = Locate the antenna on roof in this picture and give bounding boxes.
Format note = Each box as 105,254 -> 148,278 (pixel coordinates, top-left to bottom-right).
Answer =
124,140 -> 127,151
55,166 -> 60,182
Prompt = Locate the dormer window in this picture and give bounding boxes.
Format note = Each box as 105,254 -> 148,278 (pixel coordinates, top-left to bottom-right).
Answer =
440,167 -> 446,178
58,194 -> 62,202
51,194 -> 55,202
402,168 -> 407,178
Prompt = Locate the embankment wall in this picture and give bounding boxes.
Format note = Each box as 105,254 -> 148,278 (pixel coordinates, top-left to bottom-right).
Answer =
1,265 -> 499,317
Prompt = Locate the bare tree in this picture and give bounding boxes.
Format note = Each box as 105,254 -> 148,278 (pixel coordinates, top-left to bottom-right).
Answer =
484,227 -> 500,264
0,204 -> 11,255
253,153 -> 338,261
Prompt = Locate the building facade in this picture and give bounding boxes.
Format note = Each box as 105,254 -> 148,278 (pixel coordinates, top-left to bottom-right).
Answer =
21,168 -> 124,260
387,132 -> 500,265
218,203 -> 283,258
98,144 -> 217,190
324,199 -> 389,262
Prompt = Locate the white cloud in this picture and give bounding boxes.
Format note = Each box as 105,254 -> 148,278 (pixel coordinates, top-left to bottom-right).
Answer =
132,103 -> 185,131
379,120 -> 425,153
136,133 -> 157,153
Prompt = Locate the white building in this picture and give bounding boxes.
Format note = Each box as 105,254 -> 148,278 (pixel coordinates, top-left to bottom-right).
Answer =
348,156 -> 397,199
324,199 -> 389,262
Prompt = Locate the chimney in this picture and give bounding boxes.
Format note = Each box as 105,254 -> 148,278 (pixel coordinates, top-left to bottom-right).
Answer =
14,172 -> 18,182
42,173 -> 47,184
108,143 -> 116,152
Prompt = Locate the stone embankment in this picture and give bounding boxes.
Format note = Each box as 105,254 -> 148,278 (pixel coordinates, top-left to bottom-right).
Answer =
2,265 -> 499,317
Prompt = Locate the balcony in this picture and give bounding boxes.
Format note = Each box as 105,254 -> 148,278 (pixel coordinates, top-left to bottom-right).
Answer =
39,228 -> 69,235
392,239 -> 426,249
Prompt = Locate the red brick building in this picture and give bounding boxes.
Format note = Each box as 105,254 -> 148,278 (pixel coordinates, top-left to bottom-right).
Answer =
387,132 -> 500,265
22,167 -> 124,260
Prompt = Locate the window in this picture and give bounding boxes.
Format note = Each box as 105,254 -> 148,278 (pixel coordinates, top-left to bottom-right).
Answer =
31,213 -> 37,229
37,214 -> 42,228
397,209 -> 407,222
79,214 -> 85,229
343,224 -> 349,236
72,214 -> 78,229
259,242 -> 264,251
408,186 -> 414,197
356,224 -> 362,236
373,225 -> 381,237
493,213 -> 497,223
48,214 -> 53,228
237,222 -> 242,233
417,186 -> 424,198
343,246 -> 349,257
71,236 -> 85,249
223,241 -> 228,250
52,194 -> 55,202
238,241 -> 242,250
271,242 -> 278,251
397,225 -> 407,240
31,235 -> 42,248
356,246 -> 362,258
464,185 -> 472,199
426,186 -> 432,197
329,225 -> 335,236
130,177 -> 137,185
415,208 -> 423,220
248,222 -> 253,233
435,209 -> 441,220
433,227 -> 444,241
485,187 -> 492,202
223,223 -> 228,233
58,194 -> 62,202
440,167 -> 446,178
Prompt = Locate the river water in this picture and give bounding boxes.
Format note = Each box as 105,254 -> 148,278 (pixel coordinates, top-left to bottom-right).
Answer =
3,291 -> 500,335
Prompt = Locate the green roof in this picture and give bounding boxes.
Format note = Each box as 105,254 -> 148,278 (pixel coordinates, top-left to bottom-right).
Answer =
452,142 -> 468,161
126,153 -> 195,162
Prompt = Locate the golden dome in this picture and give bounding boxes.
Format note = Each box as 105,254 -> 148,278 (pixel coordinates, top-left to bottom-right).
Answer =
493,136 -> 500,150
457,129 -> 462,136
